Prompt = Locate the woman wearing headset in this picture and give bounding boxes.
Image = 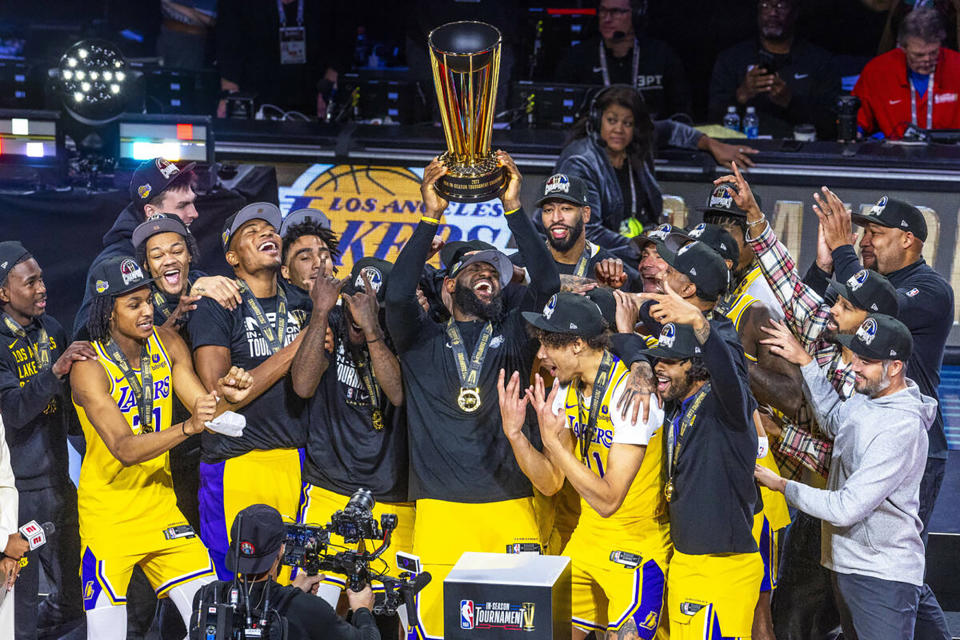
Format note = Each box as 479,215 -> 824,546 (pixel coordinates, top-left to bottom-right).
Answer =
554,85 -> 757,264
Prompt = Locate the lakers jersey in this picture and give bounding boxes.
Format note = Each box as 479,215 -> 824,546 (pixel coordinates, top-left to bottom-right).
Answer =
554,356 -> 669,545
75,329 -> 182,547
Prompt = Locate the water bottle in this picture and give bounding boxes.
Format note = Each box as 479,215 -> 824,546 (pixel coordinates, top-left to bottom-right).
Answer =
743,106 -> 759,139
723,105 -> 741,133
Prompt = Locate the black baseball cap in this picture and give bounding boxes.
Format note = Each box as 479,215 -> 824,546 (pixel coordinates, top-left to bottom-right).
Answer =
827,269 -> 899,315
448,249 -> 514,289
835,314 -> 913,362
523,292 -> 606,338
440,239 -> 496,270
699,183 -> 763,218
585,287 -> 617,327
635,223 -> 687,251
668,222 -> 740,265
129,158 -> 196,212
279,208 -> 332,238
132,213 -> 190,249
0,241 -> 31,283
342,257 -> 393,301
226,504 -> 285,575
535,173 -> 589,208
221,202 -> 283,252
851,196 -> 927,242
657,240 -> 730,301
639,322 -> 703,360
90,255 -> 151,298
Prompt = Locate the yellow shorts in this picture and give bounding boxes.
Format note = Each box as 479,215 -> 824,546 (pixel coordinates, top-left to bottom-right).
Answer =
566,526 -> 668,638
298,483 -> 415,588
754,450 -> 789,593
80,535 -> 213,610
198,448 -> 304,581
411,497 -> 540,639
668,550 -> 764,639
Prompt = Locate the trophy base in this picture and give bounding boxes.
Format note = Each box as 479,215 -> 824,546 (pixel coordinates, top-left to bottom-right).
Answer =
435,153 -> 507,203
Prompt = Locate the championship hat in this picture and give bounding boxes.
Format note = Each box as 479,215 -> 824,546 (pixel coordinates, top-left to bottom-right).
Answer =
835,314 -> 913,362
634,223 -> 687,252
132,213 -> 190,249
226,504 -> 285,575
448,249 -> 514,289
667,222 -> 740,264
851,196 -> 927,242
657,240 -> 730,301
522,292 -> 606,338
89,255 -> 150,298
342,257 -> 393,301
638,322 -> 703,360
129,158 -> 195,212
221,202 -> 283,252
699,183 -> 762,218
535,173 -> 589,208
440,239 -> 496,270
279,208 -> 333,238
827,269 -> 899,315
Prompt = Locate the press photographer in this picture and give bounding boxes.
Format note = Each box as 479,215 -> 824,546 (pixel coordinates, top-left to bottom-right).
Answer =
189,504 -> 380,640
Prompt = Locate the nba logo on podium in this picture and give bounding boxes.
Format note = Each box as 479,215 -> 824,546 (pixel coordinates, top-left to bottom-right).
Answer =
460,600 -> 475,629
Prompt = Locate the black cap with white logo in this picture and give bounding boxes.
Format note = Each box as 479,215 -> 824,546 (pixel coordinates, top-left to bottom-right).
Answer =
535,173 -> 589,208
129,158 -> 195,212
90,255 -> 151,298
657,240 -> 730,301
668,222 -> 740,264
699,183 -> 763,218
835,313 -> 913,362
0,241 -> 31,284
638,322 -> 703,360
851,196 -> 927,242
827,269 -> 899,315
522,292 -> 606,338
342,257 -> 393,301
635,223 -> 687,251
226,504 -> 285,575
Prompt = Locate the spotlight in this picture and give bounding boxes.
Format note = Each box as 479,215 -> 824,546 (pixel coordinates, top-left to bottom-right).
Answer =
57,39 -> 128,125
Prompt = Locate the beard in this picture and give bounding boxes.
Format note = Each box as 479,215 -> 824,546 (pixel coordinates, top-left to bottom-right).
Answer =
546,217 -> 585,253
453,282 -> 504,321
662,374 -> 694,403
856,364 -> 892,397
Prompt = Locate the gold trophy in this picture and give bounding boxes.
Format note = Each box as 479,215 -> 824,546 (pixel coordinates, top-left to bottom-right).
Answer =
428,21 -> 507,203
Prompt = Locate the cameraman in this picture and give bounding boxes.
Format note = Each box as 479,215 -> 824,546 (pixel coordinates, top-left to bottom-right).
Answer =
190,504 -> 380,640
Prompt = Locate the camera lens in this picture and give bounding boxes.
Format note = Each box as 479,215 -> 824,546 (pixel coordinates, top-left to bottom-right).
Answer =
346,488 -> 376,513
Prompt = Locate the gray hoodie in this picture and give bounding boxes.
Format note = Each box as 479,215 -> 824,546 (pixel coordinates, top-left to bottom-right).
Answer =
784,360 -> 934,586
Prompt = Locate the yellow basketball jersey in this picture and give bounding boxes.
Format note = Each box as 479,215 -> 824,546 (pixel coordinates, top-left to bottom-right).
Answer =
561,357 -> 669,546
723,291 -> 760,362
75,329 -> 182,546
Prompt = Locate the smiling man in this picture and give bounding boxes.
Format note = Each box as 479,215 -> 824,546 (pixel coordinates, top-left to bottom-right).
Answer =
187,202 -> 312,580
279,209 -> 340,292
0,241 -> 90,639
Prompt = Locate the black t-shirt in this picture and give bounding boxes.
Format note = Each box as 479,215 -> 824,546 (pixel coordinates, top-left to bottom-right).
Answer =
509,241 -> 641,292
557,36 -> 692,118
187,278 -> 311,464
303,308 -> 409,503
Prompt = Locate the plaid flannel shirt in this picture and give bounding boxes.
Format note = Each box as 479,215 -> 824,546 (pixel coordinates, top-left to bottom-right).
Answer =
746,224 -> 857,479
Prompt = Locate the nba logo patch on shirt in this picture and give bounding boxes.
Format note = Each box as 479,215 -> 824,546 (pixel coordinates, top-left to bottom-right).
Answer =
906,287 -> 919,297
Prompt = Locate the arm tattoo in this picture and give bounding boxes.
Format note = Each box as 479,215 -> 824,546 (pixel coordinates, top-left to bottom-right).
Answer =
693,317 -> 711,345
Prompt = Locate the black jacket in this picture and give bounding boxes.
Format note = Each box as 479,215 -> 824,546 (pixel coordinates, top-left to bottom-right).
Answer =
73,203 -> 142,337
554,122 -> 703,264
0,314 -> 72,491
709,38 -> 840,139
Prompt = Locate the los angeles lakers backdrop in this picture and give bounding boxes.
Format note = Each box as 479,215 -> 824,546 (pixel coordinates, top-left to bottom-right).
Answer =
280,164 -> 513,273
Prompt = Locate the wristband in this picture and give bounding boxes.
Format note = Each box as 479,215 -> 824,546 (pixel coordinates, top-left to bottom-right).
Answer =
757,436 -> 769,459
421,216 -> 441,225
504,207 -> 520,216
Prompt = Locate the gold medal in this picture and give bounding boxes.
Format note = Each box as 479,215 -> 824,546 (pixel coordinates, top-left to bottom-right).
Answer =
457,387 -> 482,413
664,480 -> 674,503
372,409 -> 384,431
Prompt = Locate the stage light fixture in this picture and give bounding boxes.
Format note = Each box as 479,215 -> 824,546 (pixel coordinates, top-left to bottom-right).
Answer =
56,39 -> 128,125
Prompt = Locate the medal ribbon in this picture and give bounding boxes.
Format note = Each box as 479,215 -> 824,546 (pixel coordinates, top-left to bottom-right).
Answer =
3,315 -> 52,371
238,281 -> 288,354
152,276 -> 194,323
575,350 -> 615,463
666,382 -> 711,482
445,318 -> 493,391
544,240 -> 594,278
355,350 -> 384,430
102,337 -> 154,433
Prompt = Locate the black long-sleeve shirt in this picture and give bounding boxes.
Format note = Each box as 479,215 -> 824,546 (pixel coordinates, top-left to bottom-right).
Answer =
0,314 -> 72,491
809,246 -> 952,459
384,207 -> 560,502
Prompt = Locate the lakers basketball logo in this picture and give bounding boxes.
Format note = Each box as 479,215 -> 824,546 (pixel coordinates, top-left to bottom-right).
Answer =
659,324 -> 677,348
847,269 -> 869,291
543,294 -> 558,319
356,266 -> 383,292
856,317 -> 878,345
83,581 -> 95,600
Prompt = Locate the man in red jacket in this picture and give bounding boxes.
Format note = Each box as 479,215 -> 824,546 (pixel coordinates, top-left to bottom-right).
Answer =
854,7 -> 960,139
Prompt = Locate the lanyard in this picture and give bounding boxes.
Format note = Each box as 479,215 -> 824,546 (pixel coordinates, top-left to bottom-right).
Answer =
910,69 -> 935,129
626,158 -> 637,216
152,277 -> 193,324
239,281 -> 288,354
3,315 -> 51,371
666,382 -> 711,480
102,337 -> 154,433
445,318 -> 493,394
276,0 -> 303,27
575,351 -> 615,462
354,350 -> 385,431
599,38 -> 640,90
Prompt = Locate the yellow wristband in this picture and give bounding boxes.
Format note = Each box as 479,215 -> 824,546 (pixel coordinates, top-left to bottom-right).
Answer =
504,208 -> 520,216
421,216 -> 441,225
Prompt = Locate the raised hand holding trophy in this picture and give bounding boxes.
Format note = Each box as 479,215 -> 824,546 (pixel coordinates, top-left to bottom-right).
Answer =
428,21 -> 507,203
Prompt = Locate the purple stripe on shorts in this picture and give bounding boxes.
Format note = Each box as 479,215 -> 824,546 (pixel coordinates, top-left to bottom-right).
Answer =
198,459 -> 230,580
